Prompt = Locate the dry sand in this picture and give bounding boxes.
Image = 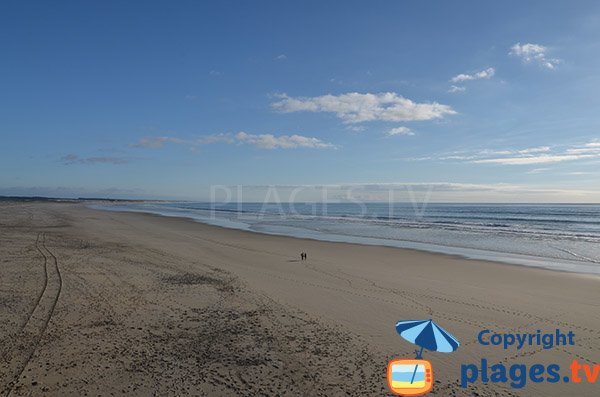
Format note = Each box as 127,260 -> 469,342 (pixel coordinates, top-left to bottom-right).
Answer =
1,201 -> 599,396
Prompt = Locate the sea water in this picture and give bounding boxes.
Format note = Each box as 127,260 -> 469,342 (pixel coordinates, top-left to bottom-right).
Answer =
91,202 -> 600,275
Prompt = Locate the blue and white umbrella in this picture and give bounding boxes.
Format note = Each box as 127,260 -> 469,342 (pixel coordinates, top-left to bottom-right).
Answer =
395,319 -> 459,355
395,319 -> 460,384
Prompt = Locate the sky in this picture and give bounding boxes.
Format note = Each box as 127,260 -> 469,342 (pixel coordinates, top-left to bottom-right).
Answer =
2,0 -> 600,202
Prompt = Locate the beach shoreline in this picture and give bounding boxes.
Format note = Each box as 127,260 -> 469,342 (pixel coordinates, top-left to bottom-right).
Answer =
1,201 -> 599,396
92,202 -> 600,277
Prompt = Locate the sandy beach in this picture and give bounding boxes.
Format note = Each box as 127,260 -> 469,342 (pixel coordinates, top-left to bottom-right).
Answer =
1,201 -> 599,396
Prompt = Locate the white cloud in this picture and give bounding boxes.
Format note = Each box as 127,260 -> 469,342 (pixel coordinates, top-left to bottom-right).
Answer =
450,67 -> 495,83
509,43 -> 561,69
563,171 -> 593,176
275,54 -> 287,60
517,146 -> 551,154
474,142 -> 599,165
271,92 -> 456,124
235,132 -> 334,149
386,127 -> 415,136
527,168 -> 551,174
416,141 -> 600,166
448,85 -> 466,93
565,141 -> 600,154
473,154 -> 592,165
132,132 -> 334,150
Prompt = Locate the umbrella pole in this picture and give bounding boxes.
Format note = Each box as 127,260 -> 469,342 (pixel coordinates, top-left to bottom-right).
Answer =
410,346 -> 424,384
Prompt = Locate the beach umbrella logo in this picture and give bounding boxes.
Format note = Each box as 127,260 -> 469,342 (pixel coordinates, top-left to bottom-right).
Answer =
387,319 -> 460,396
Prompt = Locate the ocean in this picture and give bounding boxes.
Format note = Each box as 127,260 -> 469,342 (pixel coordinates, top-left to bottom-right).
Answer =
92,202 -> 600,275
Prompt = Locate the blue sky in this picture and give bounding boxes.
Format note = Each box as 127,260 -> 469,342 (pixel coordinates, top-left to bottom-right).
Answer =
2,1 -> 600,201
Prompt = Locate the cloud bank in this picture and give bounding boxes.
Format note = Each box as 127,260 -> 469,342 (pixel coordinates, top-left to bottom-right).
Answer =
271,92 -> 456,124
132,132 -> 334,150
235,132 -> 334,149
420,142 -> 600,166
209,182 -> 600,203
473,142 -> 600,165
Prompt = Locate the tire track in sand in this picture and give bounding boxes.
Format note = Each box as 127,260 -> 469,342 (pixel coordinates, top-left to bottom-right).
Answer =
0,234 -> 47,366
1,233 -> 62,396
20,233 -> 49,332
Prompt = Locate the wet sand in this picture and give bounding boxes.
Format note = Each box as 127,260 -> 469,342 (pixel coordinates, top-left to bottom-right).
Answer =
1,201 -> 599,396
